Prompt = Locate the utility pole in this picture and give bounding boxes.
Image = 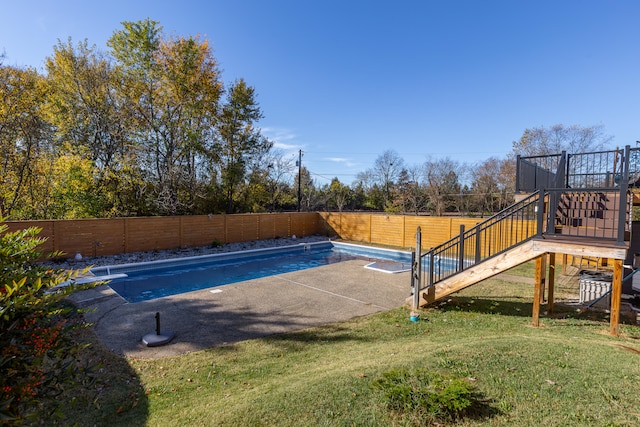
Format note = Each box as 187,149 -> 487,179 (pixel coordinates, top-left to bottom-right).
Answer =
296,149 -> 303,212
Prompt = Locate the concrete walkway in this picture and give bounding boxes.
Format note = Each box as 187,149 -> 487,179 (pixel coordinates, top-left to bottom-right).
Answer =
69,260 -> 411,359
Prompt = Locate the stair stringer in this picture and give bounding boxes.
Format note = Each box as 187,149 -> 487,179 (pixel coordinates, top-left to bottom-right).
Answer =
407,238 -> 628,308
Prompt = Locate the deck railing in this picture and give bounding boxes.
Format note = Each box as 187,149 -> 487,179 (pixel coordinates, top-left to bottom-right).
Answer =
517,145 -> 640,192
516,153 -> 565,192
566,148 -> 625,188
546,189 -> 631,243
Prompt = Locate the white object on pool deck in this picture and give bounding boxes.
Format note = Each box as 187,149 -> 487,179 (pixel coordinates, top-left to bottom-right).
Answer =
364,261 -> 411,274
47,272 -> 129,293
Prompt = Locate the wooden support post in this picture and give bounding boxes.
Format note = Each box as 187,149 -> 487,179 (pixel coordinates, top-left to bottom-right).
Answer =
610,259 -> 623,336
532,255 -> 545,327
562,253 -> 568,275
539,254 -> 547,304
547,253 -> 555,314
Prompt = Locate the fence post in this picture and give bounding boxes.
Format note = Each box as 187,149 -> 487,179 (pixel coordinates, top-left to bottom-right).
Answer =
412,226 -> 422,310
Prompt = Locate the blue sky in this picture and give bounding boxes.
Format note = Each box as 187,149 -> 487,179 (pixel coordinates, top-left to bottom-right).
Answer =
2,0 -> 639,184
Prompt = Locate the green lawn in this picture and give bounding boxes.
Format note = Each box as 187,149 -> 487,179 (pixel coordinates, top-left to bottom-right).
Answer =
58,267 -> 640,426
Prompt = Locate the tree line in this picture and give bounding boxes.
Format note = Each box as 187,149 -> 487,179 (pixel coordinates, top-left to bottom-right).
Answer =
1,19 -> 276,219
0,18 -> 613,219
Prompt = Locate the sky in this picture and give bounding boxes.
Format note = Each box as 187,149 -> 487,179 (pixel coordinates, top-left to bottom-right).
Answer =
2,0 -> 640,185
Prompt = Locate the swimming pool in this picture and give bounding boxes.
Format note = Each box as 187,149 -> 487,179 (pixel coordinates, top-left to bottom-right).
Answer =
92,241 -> 413,303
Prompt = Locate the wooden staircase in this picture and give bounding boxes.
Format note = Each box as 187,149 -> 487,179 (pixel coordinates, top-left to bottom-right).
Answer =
408,237 -> 627,308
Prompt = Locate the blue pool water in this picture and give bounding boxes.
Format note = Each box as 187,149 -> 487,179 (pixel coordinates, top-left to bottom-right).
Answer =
97,242 -> 412,303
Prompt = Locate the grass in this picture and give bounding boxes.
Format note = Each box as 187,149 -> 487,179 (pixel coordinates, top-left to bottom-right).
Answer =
57,264 -> 640,426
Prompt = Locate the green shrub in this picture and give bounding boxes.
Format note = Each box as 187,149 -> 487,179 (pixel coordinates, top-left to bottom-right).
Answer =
372,367 -> 475,424
0,221 -> 97,424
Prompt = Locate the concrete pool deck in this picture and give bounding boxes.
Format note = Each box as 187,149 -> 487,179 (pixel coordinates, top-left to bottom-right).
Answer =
68,259 -> 411,359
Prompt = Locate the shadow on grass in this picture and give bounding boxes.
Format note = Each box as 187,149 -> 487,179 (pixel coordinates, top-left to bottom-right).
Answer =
435,296 -> 534,317
265,324 -> 372,350
197,324 -> 372,356
382,397 -> 503,426
463,394 -> 504,423
434,294 -> 640,328
57,308 -> 149,426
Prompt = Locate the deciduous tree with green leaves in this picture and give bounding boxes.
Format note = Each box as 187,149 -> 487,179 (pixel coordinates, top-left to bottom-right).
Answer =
216,79 -> 272,213
44,39 -> 140,217
0,65 -> 55,219
108,19 -> 225,214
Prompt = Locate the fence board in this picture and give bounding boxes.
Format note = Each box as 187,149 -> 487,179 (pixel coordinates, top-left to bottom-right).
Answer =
370,215 -> 404,247
290,212 -> 318,238
333,213 -> 371,242
225,215 -> 259,243
319,212 -> 341,237
259,214 -> 291,240
415,217 -> 453,249
124,217 -> 180,252
181,216 -> 226,247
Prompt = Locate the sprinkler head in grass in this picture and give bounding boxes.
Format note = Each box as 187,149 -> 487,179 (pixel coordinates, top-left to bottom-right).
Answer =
142,312 -> 175,347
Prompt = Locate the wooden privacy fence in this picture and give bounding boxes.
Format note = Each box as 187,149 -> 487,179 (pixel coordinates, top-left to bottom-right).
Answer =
318,212 -> 487,250
4,213 -> 320,258
5,211 -> 535,259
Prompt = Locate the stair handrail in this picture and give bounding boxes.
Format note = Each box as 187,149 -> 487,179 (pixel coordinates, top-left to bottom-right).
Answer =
416,191 -> 540,292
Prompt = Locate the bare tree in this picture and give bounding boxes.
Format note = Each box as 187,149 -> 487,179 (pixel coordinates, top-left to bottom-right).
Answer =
356,149 -> 405,210
260,149 -> 296,211
423,158 -> 461,216
512,124 -> 613,157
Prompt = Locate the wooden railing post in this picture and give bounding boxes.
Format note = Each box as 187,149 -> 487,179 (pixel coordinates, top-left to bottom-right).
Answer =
610,259 -> 623,336
547,253 -> 556,314
532,255 -> 545,327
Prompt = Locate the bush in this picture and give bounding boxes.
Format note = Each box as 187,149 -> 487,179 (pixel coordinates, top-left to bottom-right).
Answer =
0,222 -> 97,424
372,367 -> 475,425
